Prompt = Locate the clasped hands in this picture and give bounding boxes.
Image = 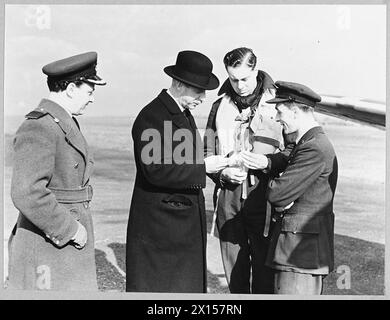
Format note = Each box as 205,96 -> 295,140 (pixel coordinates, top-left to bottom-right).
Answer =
204,151 -> 268,185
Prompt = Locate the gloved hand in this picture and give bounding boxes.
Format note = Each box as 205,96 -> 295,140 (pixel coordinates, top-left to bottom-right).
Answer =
71,221 -> 87,249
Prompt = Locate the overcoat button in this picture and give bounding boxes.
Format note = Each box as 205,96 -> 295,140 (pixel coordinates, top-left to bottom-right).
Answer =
74,163 -> 79,168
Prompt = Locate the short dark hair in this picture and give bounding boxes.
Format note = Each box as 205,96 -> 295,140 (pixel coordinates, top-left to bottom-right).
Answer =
223,47 -> 257,70
47,79 -> 85,92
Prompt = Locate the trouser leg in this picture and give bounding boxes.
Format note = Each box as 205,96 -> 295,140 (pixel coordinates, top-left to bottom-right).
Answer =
274,270 -> 323,295
217,214 -> 251,294
248,230 -> 274,294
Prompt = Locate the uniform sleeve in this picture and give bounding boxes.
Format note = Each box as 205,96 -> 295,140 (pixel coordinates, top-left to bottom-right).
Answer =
132,112 -> 206,190
265,141 -> 295,177
266,143 -> 326,208
11,119 -> 78,247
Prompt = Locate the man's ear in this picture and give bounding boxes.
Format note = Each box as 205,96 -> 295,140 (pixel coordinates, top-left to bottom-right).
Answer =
65,82 -> 76,98
176,81 -> 186,94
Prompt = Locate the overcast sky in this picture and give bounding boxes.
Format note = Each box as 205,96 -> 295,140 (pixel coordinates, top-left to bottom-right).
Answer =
4,4 -> 386,117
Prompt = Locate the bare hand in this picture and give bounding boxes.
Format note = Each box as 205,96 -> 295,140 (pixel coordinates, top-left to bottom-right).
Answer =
240,151 -> 268,170
221,167 -> 248,185
227,153 -> 243,167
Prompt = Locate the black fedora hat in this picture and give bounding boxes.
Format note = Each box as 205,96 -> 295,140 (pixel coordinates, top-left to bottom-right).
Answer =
164,50 -> 219,90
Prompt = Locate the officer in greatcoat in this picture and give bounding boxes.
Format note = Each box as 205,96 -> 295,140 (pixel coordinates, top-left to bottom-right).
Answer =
240,81 -> 338,294
126,50 -> 220,293
8,52 -> 106,290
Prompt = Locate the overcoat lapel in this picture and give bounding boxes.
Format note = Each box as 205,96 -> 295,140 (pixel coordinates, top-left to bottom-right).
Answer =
65,128 -> 88,162
37,99 -> 92,184
158,90 -> 202,148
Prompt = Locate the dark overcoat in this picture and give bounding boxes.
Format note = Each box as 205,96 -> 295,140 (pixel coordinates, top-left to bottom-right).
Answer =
126,90 -> 207,293
266,126 -> 338,274
8,99 -> 97,291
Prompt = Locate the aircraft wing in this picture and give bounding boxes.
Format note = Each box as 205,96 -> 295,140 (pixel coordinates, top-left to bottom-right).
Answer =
316,95 -> 386,129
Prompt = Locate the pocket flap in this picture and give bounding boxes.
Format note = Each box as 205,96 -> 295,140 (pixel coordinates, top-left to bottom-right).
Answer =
281,215 -> 320,234
162,194 -> 193,206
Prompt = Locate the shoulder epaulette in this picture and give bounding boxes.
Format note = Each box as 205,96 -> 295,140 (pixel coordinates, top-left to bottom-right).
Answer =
25,109 -> 48,120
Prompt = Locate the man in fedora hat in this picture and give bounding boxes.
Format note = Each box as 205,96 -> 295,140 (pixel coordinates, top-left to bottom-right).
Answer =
126,50 -> 220,293
240,81 -> 338,294
8,52 -> 106,290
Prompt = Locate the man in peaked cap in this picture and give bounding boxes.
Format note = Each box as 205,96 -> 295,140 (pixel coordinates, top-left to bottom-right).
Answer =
240,81 -> 338,294
126,50 -> 220,293
8,52 -> 106,290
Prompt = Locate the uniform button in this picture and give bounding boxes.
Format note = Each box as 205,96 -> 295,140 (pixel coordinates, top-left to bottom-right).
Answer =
54,118 -> 59,123
84,202 -> 90,209
74,163 -> 79,168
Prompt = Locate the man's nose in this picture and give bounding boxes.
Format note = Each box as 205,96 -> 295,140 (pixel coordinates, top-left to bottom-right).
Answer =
237,81 -> 245,90
89,95 -> 94,103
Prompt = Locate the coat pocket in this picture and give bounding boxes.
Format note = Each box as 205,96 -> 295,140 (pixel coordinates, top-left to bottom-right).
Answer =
274,215 -> 321,269
281,214 -> 320,234
162,194 -> 193,209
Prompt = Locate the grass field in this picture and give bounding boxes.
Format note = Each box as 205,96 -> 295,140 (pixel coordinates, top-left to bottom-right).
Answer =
3,115 -> 385,295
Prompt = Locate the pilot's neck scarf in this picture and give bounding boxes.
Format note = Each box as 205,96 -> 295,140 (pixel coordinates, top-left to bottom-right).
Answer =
228,73 -> 264,112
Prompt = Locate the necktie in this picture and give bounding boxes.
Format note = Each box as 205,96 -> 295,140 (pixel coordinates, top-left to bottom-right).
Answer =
183,109 -> 196,131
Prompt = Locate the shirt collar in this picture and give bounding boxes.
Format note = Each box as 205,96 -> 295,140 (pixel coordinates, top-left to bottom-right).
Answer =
46,97 -> 73,118
167,89 -> 185,112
